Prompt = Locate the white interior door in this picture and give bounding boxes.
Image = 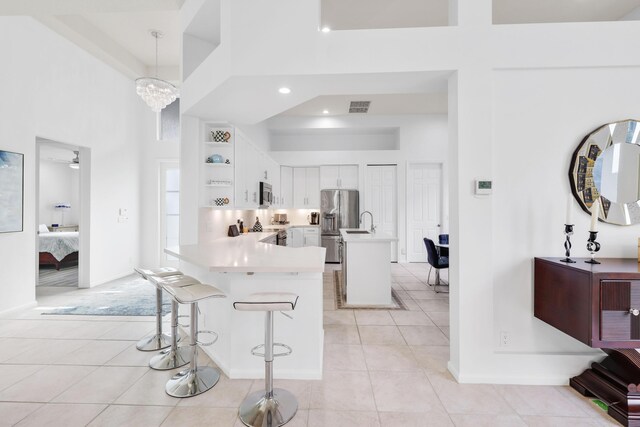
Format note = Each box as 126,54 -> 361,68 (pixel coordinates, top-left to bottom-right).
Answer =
407,163 -> 442,263
160,162 -> 180,267
365,165 -> 398,262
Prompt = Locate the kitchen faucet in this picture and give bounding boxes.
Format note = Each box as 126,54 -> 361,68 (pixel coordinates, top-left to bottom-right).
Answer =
359,211 -> 376,233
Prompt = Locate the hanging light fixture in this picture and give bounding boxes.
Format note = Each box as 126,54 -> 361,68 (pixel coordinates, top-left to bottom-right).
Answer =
136,30 -> 179,112
69,151 -> 79,169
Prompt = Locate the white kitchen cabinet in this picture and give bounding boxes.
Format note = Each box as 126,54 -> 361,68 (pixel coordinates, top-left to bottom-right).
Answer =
288,227 -> 303,248
206,122 -> 280,210
248,145 -> 261,206
234,134 -> 261,208
293,167 -> 320,208
280,166 -> 293,208
302,227 -> 320,247
339,165 -> 359,189
234,132 -> 248,208
293,168 -> 307,207
305,167 -> 320,207
320,165 -> 339,189
269,159 -> 281,206
320,165 -> 358,190
287,227 -> 317,247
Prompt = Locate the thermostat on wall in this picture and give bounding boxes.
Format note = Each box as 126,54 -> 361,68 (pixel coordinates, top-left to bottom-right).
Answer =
475,179 -> 492,195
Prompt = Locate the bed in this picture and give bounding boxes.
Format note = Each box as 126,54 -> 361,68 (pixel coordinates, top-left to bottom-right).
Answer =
39,228 -> 79,270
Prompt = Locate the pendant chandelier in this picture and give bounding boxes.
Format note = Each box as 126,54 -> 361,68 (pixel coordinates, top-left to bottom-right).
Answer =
136,30 -> 179,112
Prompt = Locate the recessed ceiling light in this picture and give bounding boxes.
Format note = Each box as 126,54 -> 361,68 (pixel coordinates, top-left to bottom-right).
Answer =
322,110 -> 329,114
278,87 -> 291,94
321,27 -> 331,33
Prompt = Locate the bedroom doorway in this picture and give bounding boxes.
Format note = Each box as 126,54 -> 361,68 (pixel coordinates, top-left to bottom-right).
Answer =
36,139 -> 90,291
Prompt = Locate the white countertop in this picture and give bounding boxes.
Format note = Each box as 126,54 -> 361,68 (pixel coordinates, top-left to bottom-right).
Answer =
262,224 -> 320,231
165,231 -> 326,273
340,228 -> 398,243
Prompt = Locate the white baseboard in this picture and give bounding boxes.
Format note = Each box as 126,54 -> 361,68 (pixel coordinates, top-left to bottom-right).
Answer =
447,361 -> 460,381
454,372 -> 570,386
0,300 -> 37,317
89,271 -> 137,288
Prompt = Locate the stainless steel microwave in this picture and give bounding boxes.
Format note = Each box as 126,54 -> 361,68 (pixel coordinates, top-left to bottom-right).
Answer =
259,182 -> 272,207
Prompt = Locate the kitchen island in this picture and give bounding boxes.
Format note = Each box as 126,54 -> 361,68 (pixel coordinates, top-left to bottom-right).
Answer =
165,232 -> 325,380
340,229 -> 398,306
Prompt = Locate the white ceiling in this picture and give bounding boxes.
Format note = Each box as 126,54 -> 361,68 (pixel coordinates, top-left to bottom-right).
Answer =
321,0 -> 449,30
321,0 -> 640,30
493,0 -> 640,24
282,93 -> 448,116
2,0 -> 639,117
0,0 -> 183,81
81,12 -> 181,69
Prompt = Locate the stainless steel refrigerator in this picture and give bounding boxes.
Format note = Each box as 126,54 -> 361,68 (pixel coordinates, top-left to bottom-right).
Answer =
321,189 -> 359,263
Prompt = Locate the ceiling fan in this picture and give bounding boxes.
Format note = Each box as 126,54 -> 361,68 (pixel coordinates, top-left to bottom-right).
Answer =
69,151 -> 80,169
41,150 -> 80,169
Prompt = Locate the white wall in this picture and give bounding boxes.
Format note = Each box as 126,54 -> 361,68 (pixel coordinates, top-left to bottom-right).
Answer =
268,114 -> 449,263
482,67 -> 640,381
181,0 -> 640,385
38,160 -> 79,226
0,17 -> 154,312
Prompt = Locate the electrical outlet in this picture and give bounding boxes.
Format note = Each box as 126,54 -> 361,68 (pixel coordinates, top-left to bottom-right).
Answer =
500,331 -> 509,347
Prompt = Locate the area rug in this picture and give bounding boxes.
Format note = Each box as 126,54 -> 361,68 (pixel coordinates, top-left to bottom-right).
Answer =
333,271 -> 407,310
41,275 -> 171,316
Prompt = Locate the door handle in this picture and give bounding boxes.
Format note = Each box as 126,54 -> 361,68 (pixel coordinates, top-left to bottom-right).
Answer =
630,308 -> 640,316
437,224 -> 441,227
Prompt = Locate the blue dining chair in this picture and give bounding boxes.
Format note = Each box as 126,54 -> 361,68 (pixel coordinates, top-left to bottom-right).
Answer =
438,234 -> 449,257
424,238 -> 449,293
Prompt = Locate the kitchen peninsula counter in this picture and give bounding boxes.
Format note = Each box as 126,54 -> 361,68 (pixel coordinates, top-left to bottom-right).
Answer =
165,235 -> 326,380
165,232 -> 325,273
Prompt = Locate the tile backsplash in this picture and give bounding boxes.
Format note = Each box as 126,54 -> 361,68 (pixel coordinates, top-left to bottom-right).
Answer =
199,208 -> 319,242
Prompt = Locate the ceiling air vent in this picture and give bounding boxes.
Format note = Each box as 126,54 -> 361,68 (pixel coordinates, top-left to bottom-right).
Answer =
349,101 -> 371,113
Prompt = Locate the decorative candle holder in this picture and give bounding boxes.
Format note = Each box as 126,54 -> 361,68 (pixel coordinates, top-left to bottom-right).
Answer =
559,224 -> 576,263
585,231 -> 601,264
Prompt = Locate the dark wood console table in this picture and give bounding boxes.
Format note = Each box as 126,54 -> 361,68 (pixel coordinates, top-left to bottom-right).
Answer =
535,257 -> 640,426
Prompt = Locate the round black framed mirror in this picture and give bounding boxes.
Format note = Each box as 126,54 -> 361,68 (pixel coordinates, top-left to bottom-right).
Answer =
569,119 -> 640,226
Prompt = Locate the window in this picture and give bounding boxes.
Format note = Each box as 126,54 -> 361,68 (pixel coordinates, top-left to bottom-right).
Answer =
162,164 -> 180,263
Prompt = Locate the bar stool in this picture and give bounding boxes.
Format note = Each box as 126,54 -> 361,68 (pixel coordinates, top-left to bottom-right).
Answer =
148,275 -> 196,371
134,267 -> 183,351
161,278 -> 226,398
233,292 -> 299,427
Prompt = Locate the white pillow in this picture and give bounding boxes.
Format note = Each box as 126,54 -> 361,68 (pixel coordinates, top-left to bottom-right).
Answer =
38,224 -> 50,233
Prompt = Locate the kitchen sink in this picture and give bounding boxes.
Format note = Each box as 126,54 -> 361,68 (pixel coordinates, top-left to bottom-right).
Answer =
346,230 -> 370,234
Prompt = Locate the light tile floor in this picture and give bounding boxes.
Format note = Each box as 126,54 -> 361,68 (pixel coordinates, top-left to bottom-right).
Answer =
0,264 -> 617,426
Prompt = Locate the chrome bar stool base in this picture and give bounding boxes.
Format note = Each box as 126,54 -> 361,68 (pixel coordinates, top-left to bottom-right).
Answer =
166,365 -> 220,398
136,333 -> 172,352
149,345 -> 190,370
160,277 -> 226,398
234,293 -> 299,427
134,267 -> 183,352
239,388 -> 297,427
150,299 -> 189,370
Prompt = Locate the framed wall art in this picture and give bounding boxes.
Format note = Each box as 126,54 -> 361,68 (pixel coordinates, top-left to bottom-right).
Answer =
0,150 -> 24,233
